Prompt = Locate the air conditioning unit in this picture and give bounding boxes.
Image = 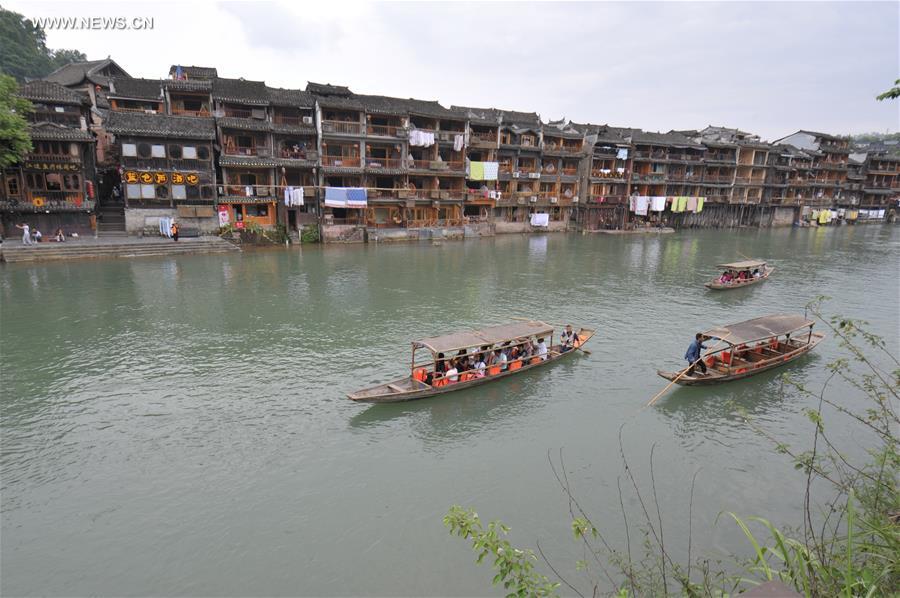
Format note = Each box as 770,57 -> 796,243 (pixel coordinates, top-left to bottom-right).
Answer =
528,172 -> 540,179
573,197 -> 579,203
512,172 -> 520,178
529,196 -> 537,203
302,116 -> 313,124
550,197 -> 558,204
144,109 -> 157,114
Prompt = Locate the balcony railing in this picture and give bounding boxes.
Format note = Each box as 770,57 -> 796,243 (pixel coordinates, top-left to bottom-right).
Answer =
279,148 -> 317,161
561,167 -> 578,175
27,153 -> 81,163
221,183 -> 275,197
591,170 -> 627,179
634,150 -> 667,159
274,114 -> 313,127
224,146 -> 266,156
366,124 -> 404,137
33,111 -> 82,126
703,175 -> 733,183
470,131 -> 497,144
365,157 -> 403,169
4,191 -> 93,211
172,108 -> 211,117
322,120 -> 363,135
322,155 -> 361,167
223,108 -> 253,118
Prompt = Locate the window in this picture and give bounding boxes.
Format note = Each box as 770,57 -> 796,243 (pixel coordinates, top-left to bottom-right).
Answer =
137,143 -> 151,158
232,205 -> 244,221
122,143 -> 137,157
249,204 -> 268,217
196,146 -> 209,160
187,186 -> 201,199
69,143 -> 79,156
127,184 -> 141,198
46,173 -> 62,191
183,99 -> 202,111
151,145 -> 165,158
182,146 -> 197,159
155,185 -> 168,199
6,176 -> 19,195
141,184 -> 155,199
168,145 -> 182,159
172,185 -> 186,200
63,174 -> 80,190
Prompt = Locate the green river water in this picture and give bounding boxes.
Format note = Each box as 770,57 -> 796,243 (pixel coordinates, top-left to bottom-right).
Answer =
1,226 -> 898,596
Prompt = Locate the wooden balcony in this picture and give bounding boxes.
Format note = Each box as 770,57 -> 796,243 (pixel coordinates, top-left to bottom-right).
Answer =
591,170 -> 627,179
223,108 -> 254,118
224,146 -> 267,157
322,155 -> 361,167
220,183 -> 275,198
367,124 -> 405,138
322,120 -> 363,135
365,157 -> 403,169
172,108 -> 211,117
469,131 -> 497,146
274,114 -> 313,127
561,166 -> 578,175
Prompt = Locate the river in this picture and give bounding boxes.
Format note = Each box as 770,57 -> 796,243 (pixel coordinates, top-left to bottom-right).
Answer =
1,225 -> 898,596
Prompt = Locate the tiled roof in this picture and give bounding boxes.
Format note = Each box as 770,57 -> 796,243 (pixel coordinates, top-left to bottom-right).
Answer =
450,105 -> 501,125
306,82 -> 352,96
542,120 -> 584,139
106,111 -> 216,139
18,80 -> 87,106
450,105 -> 540,126
632,130 -> 704,149
267,87 -> 315,108
109,77 -> 164,100
28,122 -> 94,142
212,78 -> 269,105
356,94 -> 457,118
217,116 -> 270,132
164,79 -> 212,92
42,58 -> 129,88
799,130 -> 846,142
169,65 -> 218,80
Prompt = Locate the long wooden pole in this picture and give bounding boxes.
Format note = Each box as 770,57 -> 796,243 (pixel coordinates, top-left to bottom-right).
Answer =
646,334 -> 731,407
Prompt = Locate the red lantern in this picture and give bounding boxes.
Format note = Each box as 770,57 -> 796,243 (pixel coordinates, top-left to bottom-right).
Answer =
86,181 -> 95,199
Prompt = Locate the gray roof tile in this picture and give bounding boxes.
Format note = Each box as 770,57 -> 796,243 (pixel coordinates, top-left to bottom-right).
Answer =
106,111 -> 216,139
18,80 -> 87,106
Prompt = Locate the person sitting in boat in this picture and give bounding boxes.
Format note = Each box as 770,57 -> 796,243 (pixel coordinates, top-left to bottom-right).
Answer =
536,338 -> 548,361
445,359 -> 459,384
752,268 -> 761,278
473,353 -> 486,378
720,271 -> 733,284
684,333 -> 708,376
497,346 -> 509,371
520,338 -> 534,358
560,325 -> 577,352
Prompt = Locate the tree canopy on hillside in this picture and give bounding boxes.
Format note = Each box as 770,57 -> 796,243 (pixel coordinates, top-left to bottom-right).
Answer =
0,5 -> 86,81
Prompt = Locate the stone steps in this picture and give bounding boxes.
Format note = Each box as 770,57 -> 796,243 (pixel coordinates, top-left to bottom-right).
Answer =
1,238 -> 240,263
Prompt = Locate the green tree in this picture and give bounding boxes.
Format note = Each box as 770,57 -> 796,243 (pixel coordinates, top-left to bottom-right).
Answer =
876,79 -> 900,102
0,74 -> 33,169
0,5 -> 86,81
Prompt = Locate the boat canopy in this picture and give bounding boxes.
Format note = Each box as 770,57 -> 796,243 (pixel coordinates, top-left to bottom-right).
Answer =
702,314 -> 813,346
413,321 -> 554,354
717,259 -> 767,270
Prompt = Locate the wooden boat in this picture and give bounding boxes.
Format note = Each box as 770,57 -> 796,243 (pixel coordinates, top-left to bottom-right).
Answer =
657,314 -> 825,386
348,321 -> 595,403
705,259 -> 773,290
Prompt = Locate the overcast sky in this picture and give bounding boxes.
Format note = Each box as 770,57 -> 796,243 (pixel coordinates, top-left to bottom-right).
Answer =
11,0 -> 899,140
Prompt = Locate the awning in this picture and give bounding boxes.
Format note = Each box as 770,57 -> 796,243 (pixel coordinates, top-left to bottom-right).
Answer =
703,314 -> 814,346
414,321 -> 554,354
718,259 -> 767,269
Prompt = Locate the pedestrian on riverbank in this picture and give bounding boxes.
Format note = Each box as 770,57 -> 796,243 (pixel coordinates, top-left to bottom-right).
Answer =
170,221 -> 179,242
33,228 -> 42,243
15,223 -> 32,245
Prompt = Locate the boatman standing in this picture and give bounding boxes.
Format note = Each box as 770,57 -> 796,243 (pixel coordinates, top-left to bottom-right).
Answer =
684,333 -> 708,376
